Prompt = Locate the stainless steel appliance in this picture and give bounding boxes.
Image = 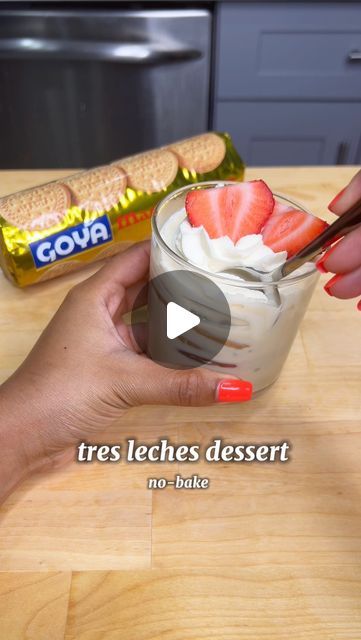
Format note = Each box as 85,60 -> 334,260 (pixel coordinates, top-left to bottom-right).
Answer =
0,8 -> 212,168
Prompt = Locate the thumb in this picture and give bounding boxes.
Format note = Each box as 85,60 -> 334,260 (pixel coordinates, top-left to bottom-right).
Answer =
121,357 -> 253,407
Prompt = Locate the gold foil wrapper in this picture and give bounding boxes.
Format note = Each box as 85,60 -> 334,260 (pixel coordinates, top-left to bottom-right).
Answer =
0,132 -> 245,287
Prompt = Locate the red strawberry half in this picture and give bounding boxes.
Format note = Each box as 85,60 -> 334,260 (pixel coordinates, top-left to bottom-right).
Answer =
262,202 -> 328,257
185,180 -> 274,243
271,201 -> 295,216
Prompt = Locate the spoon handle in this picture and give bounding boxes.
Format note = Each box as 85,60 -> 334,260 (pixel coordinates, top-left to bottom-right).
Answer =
282,196 -> 361,277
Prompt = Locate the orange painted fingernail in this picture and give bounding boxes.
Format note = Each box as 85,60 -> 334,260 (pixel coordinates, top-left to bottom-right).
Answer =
323,235 -> 342,249
357,300 -> 361,312
324,274 -> 343,297
216,379 -> 253,403
316,242 -> 341,273
328,187 -> 346,210
316,255 -> 328,273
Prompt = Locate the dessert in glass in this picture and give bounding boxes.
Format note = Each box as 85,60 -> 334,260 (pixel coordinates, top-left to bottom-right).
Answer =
149,180 -> 326,392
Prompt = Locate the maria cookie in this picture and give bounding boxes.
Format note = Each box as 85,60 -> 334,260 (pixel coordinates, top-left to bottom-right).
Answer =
0,182 -> 70,231
115,149 -> 178,194
95,241 -> 131,261
36,260 -> 82,283
169,133 -> 226,174
65,166 -> 127,212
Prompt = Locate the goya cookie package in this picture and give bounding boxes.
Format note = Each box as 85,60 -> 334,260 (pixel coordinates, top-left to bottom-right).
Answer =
0,132 -> 245,287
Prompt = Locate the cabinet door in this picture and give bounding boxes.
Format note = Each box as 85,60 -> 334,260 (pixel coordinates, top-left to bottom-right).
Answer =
216,3 -> 361,100
215,101 -> 361,166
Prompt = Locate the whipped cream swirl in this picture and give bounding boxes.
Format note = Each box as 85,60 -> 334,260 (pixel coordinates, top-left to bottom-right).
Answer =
160,208 -> 287,274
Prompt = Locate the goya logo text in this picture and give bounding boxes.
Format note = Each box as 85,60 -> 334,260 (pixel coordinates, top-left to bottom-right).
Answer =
30,216 -> 113,268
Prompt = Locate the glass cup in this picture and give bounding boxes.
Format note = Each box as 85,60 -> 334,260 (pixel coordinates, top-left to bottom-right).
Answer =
149,181 -> 320,392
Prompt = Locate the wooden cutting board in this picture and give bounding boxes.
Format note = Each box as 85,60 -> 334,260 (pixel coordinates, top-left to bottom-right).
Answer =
1,166 -> 361,639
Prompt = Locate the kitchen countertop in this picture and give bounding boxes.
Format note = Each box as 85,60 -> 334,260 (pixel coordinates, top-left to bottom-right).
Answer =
0,166 -> 361,639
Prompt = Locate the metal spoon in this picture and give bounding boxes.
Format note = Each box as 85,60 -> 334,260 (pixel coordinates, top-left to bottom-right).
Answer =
220,196 -> 361,285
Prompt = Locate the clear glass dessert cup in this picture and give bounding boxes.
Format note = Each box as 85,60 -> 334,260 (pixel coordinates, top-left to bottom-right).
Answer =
149,181 -> 320,392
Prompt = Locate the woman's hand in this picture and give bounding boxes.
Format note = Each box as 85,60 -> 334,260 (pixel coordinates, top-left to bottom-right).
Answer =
0,241 -> 251,500
316,169 -> 361,309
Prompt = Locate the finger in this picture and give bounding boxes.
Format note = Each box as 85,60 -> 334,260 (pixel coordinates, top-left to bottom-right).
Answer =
111,280 -> 148,336
324,264 -> 361,299
123,279 -> 148,314
118,356 -> 253,406
113,322 -> 148,354
317,226 -> 361,275
96,240 -> 150,289
328,169 -> 361,215
80,241 -> 150,300
128,321 -> 148,353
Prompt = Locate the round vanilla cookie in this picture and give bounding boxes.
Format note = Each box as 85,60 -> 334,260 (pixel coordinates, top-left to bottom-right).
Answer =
65,165 -> 127,212
115,149 -> 178,194
0,183 -> 71,231
36,260 -> 83,283
95,242 -> 132,261
169,133 -> 226,174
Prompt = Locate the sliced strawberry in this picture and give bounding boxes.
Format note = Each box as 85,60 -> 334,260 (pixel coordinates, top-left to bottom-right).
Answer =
271,201 -> 295,216
185,180 -> 274,243
262,204 -> 328,257
185,185 -> 226,239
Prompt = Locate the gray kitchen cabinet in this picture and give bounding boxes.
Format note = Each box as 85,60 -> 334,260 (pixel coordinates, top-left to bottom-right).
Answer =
215,102 -> 361,166
357,144 -> 361,164
216,3 -> 361,100
214,2 -> 361,166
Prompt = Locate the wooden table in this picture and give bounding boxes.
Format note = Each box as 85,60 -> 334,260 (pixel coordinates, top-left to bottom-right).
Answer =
0,167 -> 360,639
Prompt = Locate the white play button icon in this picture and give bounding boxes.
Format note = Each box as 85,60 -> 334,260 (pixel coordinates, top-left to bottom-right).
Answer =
166,302 -> 200,340
131,269 -> 231,370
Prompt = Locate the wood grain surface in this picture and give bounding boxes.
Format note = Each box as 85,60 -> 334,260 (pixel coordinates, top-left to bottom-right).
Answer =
0,167 -> 360,639
0,572 -> 71,640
